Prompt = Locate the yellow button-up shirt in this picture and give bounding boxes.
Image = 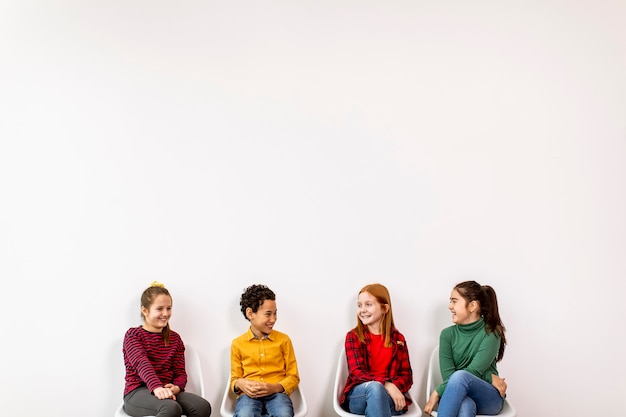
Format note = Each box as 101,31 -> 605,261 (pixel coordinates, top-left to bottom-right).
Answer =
230,327 -> 300,396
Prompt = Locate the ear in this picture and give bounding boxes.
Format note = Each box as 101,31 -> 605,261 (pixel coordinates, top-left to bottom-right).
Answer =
382,303 -> 390,313
141,306 -> 148,317
469,300 -> 478,313
245,307 -> 254,320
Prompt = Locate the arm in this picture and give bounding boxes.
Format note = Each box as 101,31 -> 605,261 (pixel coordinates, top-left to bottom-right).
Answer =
387,334 -> 413,394
169,338 -> 187,391
123,332 -> 163,394
385,333 -> 413,411
275,335 -> 300,395
463,333 -> 500,382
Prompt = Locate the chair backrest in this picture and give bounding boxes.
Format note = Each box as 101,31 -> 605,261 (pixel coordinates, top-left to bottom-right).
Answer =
183,344 -> 205,398
332,348 -> 422,417
219,374 -> 308,417
332,349 -> 352,417
426,345 -> 443,397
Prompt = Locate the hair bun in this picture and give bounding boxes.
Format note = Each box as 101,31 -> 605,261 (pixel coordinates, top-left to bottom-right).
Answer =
150,280 -> 165,288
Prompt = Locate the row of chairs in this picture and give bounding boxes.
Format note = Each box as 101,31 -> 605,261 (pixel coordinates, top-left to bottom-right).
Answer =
115,345 -> 516,417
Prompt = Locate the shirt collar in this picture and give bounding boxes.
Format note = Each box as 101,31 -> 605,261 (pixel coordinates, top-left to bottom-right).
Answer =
246,327 -> 272,341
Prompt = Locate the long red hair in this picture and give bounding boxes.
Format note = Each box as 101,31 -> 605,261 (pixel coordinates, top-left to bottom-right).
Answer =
354,283 -> 395,348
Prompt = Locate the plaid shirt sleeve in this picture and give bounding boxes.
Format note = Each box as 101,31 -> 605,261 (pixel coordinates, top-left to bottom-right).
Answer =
387,330 -> 413,394
345,330 -> 386,385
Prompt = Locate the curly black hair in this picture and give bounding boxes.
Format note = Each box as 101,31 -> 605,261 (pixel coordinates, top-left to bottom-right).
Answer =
239,284 -> 276,320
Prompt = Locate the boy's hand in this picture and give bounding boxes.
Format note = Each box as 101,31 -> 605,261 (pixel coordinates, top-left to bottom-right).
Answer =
236,379 -> 283,398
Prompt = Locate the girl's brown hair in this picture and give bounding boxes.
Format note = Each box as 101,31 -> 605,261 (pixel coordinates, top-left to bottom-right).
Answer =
454,280 -> 507,361
140,284 -> 172,346
354,283 -> 395,348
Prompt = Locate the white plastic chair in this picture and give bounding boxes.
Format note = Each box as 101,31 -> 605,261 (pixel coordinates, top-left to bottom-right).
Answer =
219,375 -> 308,417
426,346 -> 517,417
114,344 -> 206,417
332,349 -> 422,417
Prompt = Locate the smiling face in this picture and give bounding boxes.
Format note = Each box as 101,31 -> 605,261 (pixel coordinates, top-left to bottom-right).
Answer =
357,291 -> 389,334
247,299 -> 277,338
449,289 -> 479,325
141,294 -> 172,333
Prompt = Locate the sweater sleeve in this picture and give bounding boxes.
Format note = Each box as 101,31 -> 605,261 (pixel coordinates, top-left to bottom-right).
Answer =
464,332 -> 500,382
436,331 -> 455,396
123,331 -> 163,393
171,338 -> 188,390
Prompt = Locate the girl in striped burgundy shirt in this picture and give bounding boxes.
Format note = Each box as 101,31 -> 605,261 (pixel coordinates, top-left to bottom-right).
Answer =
340,283 -> 414,417
122,282 -> 212,417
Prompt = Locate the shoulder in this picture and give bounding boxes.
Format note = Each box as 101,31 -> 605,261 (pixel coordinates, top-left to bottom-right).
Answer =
124,326 -> 146,341
232,329 -> 254,345
439,325 -> 456,343
270,329 -> 292,342
170,330 -> 185,346
390,327 -> 406,339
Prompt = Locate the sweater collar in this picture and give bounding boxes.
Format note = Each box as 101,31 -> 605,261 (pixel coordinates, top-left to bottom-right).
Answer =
457,317 -> 485,333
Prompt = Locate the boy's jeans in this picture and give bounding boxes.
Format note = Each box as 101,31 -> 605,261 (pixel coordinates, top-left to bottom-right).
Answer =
234,392 -> 294,417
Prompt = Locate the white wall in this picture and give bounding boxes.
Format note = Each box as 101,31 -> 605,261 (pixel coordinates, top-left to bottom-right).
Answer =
1,1 -> 625,416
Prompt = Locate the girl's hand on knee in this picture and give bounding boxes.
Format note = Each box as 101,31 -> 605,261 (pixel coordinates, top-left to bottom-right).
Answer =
491,374 -> 507,398
424,390 -> 439,415
383,382 -> 406,411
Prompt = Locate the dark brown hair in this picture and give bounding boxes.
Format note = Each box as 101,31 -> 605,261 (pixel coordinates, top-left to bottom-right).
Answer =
240,284 -> 276,320
454,280 -> 507,361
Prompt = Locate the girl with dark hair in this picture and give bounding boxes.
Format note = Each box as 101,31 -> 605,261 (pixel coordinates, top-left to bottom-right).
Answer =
424,281 -> 508,417
122,282 -> 212,417
339,283 -> 414,416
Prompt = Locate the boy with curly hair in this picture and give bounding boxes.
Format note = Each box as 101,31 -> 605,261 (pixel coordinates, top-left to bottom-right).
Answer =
229,284 -> 300,417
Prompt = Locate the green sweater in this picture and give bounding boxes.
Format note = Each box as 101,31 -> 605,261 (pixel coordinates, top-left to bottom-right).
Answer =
436,317 -> 500,397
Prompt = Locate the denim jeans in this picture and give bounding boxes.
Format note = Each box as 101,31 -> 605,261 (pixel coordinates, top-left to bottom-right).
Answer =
346,381 -> 406,417
437,371 -> 504,417
234,392 -> 294,417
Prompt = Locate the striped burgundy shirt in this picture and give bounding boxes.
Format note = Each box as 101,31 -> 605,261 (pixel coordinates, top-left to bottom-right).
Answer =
123,326 -> 187,396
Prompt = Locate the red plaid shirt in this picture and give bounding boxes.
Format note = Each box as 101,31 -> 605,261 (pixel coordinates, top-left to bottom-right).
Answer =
340,327 -> 413,409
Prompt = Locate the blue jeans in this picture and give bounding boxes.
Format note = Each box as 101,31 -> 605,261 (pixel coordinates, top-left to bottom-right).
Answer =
437,371 -> 504,417
346,381 -> 406,417
234,392 -> 294,417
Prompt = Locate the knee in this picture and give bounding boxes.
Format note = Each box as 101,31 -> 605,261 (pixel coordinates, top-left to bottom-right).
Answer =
448,370 -> 472,383
363,381 -> 387,398
197,399 -> 212,417
158,400 -> 183,417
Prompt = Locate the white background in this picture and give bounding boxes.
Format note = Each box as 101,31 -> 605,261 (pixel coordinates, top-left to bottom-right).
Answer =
1,1 -> 625,416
